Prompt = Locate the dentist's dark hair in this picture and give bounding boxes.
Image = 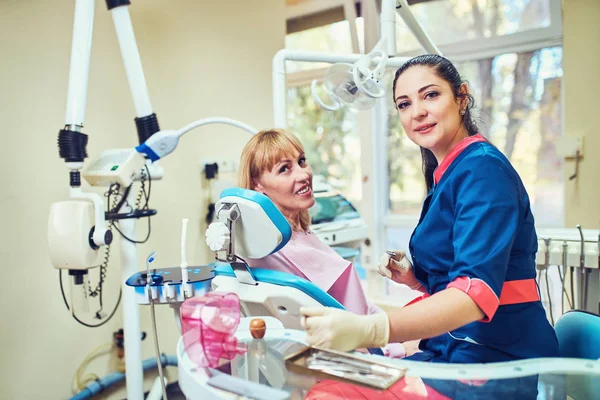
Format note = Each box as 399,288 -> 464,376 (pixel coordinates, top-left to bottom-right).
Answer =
392,54 -> 479,192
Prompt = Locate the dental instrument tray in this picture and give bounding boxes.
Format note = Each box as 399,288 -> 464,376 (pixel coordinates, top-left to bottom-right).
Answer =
284,346 -> 405,390
125,265 -> 216,305
126,265 -> 215,287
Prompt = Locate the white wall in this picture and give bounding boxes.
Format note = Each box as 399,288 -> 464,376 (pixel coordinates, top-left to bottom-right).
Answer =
563,0 -> 600,229
0,0 -> 285,398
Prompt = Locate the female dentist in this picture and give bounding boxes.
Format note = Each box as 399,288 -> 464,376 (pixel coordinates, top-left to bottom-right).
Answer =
300,54 -> 559,363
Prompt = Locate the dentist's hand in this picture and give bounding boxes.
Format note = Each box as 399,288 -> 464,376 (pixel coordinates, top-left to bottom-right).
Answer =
300,307 -> 390,352
378,250 -> 423,290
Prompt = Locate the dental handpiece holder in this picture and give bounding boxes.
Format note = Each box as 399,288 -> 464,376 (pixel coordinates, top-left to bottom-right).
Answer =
126,265 -> 215,305
211,202 -> 257,285
126,219 -> 215,305
206,188 -> 292,287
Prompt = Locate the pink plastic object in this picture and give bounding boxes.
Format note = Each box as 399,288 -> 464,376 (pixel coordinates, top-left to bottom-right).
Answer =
181,292 -> 247,368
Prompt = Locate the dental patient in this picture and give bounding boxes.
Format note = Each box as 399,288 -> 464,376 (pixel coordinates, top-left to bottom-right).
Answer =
237,128 -> 408,358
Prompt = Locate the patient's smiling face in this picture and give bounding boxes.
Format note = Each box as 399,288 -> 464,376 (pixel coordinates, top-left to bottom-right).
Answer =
238,129 -> 314,232
253,150 -> 315,221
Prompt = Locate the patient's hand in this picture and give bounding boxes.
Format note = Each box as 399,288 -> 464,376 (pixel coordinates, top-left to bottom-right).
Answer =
402,340 -> 421,357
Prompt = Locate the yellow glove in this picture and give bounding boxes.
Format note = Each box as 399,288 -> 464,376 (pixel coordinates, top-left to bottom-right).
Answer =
378,250 -> 423,290
300,307 -> 390,352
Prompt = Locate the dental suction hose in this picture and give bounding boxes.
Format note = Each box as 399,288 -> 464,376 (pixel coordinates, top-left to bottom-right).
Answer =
69,355 -> 177,400
180,218 -> 190,296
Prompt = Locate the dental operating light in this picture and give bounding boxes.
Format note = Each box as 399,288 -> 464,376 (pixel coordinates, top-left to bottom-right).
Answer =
311,39 -> 390,111
309,0 -> 441,112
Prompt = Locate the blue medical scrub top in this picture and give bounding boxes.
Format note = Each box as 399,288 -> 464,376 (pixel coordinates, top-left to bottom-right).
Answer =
406,140 -> 559,364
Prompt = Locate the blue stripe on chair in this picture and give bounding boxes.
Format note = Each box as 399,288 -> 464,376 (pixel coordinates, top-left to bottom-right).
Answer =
215,264 -> 344,309
214,264 -> 384,356
554,310 -> 600,400
220,188 -> 292,254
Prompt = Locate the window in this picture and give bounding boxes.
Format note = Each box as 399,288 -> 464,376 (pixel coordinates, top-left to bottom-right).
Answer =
285,18 -> 365,73
387,114 -> 427,216
456,47 -> 564,228
395,0 -> 555,55
309,193 -> 361,225
287,84 -> 363,207
285,9 -> 365,205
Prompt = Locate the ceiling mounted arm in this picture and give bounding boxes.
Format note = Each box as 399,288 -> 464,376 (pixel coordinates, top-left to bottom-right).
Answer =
395,0 -> 442,55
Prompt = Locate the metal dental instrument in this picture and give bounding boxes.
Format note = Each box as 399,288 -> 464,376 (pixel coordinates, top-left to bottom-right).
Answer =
146,251 -> 168,400
305,352 -> 401,388
558,241 -> 573,313
307,352 -> 392,376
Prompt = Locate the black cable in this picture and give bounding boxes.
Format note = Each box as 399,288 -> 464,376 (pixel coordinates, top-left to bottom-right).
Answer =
113,184 -> 132,213
60,167 -> 152,326
112,165 -> 153,244
105,183 -> 128,214
112,218 -> 152,244
557,265 -> 565,314
560,266 -> 564,315
579,272 -> 584,310
583,269 -> 590,310
556,265 -> 573,311
146,164 -> 151,202
570,266 -> 575,309
61,165 -> 152,325
234,254 -> 248,265
83,187 -> 120,318
59,270 -> 122,328
98,265 -> 104,314
544,268 -> 554,325
138,165 -> 151,212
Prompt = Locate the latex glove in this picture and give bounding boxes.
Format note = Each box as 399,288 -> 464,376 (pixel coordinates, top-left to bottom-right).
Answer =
300,307 -> 390,352
378,250 -> 422,290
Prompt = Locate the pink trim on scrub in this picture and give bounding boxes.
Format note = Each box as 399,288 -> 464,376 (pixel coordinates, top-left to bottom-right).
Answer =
434,133 -> 486,185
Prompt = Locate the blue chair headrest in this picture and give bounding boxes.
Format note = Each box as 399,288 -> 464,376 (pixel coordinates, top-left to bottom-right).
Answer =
555,310 -> 600,359
217,188 -> 292,258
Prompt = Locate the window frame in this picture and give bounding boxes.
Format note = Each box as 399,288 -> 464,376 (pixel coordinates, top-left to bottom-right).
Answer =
380,0 -> 563,229
393,0 -> 563,62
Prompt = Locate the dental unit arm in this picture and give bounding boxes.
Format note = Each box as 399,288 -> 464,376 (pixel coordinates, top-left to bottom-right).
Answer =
48,1 -> 257,399
49,0 -> 257,305
311,0 -> 441,111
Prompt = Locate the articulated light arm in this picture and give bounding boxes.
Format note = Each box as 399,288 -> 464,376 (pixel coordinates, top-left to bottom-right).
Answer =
135,117 -> 258,162
395,0 -> 441,55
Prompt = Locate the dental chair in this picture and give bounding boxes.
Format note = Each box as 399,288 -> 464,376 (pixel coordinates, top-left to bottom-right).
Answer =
553,310 -> 600,399
205,188 -> 383,355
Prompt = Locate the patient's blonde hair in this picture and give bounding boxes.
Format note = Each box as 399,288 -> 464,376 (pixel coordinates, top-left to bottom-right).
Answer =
238,129 -> 311,232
